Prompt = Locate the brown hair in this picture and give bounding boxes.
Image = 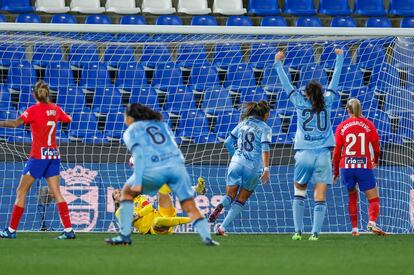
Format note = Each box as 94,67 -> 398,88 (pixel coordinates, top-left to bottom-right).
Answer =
346,98 -> 363,118
241,100 -> 271,121
305,80 -> 324,113
34,80 -> 50,104
126,103 -> 163,121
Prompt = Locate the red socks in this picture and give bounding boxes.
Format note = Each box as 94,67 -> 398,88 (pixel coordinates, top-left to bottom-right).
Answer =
9,205 -> 24,230
348,192 -> 358,228
369,197 -> 380,223
57,202 -> 72,229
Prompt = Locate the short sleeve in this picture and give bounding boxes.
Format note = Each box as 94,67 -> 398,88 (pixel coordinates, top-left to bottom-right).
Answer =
20,106 -> 34,124
261,125 -> 272,144
334,123 -> 344,146
57,106 -> 71,123
230,124 -> 240,139
123,127 -> 140,152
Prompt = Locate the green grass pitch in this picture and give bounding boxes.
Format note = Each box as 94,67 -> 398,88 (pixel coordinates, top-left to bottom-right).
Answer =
0,233 -> 413,275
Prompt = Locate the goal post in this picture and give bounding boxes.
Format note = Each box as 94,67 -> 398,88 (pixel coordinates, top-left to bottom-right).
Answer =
0,23 -> 413,234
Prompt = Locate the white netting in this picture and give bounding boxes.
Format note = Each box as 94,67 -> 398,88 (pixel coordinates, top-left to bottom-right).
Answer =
0,27 -> 413,233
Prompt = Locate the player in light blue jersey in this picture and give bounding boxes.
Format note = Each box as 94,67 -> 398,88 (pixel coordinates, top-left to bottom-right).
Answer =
209,101 -> 272,236
105,103 -> 219,246
275,49 -> 344,240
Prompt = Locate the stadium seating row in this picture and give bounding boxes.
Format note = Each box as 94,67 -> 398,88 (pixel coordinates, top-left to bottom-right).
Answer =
2,0 -> 414,17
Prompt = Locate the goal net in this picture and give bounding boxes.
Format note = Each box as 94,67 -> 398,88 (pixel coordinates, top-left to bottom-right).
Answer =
0,24 -> 413,234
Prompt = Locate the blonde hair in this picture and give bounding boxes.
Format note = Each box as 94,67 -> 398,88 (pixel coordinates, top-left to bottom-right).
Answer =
34,80 -> 50,104
346,98 -> 363,118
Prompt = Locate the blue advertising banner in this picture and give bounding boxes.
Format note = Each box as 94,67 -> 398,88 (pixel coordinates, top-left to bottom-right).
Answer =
0,163 -> 413,233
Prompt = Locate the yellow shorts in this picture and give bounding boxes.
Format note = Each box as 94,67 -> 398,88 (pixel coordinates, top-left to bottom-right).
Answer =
149,206 -> 176,235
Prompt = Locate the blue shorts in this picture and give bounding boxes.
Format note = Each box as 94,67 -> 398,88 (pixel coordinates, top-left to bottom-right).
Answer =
126,164 -> 194,202
340,168 -> 376,192
294,148 -> 332,185
22,158 -> 60,179
226,161 -> 261,192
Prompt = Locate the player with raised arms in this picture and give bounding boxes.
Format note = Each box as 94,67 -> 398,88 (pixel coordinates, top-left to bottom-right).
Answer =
105,103 -> 218,246
0,80 -> 75,239
208,101 -> 271,236
333,98 -> 386,236
274,49 -> 344,240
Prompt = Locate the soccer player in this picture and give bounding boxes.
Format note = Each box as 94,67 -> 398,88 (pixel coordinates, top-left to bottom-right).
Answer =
274,49 -> 344,240
333,98 -> 386,236
0,81 -> 75,239
208,101 -> 271,236
105,103 -> 218,246
113,184 -> 191,234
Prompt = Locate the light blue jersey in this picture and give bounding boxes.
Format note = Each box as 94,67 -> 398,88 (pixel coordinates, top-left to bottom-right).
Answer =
275,54 -> 344,150
123,120 -> 193,201
224,117 -> 272,191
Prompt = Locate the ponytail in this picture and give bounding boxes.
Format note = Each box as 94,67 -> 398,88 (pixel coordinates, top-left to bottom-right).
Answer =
346,98 -> 363,118
241,100 -> 270,121
34,80 -> 50,104
305,80 -> 324,113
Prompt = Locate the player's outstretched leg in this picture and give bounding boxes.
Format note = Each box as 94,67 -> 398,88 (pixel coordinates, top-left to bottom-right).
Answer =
209,195 -> 232,223
216,201 -> 244,236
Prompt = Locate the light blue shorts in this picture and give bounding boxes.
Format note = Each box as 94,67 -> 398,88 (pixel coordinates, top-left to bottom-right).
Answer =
294,148 -> 332,185
126,164 -> 195,202
226,161 -> 261,192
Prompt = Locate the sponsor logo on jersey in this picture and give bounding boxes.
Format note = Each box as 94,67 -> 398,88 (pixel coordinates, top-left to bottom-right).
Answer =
41,148 -> 60,159
345,157 -> 368,168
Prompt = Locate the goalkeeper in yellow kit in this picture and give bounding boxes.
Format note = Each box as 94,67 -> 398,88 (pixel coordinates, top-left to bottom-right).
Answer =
113,178 -> 207,235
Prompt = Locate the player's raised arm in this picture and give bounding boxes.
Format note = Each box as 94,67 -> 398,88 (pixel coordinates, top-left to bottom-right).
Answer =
274,51 -> 295,94
327,49 -> 345,92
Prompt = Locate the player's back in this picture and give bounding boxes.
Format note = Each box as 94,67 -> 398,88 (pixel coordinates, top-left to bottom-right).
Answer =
336,116 -> 379,169
123,120 -> 184,169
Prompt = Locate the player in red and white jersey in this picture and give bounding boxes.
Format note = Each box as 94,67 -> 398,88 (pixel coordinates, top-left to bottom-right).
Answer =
333,98 -> 386,237
0,81 -> 75,239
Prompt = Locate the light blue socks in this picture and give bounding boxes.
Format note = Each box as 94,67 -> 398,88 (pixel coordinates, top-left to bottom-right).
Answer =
119,200 -> 134,236
292,196 -> 305,233
312,201 -> 327,235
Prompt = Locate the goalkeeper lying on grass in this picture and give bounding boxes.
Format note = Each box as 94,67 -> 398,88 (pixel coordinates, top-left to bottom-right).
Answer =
112,178 -> 206,235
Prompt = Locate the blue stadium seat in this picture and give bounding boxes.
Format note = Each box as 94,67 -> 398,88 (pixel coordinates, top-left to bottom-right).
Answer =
369,64 -> 401,91
115,63 -> 148,91
330,16 -> 357,27
1,0 -> 34,12
68,112 -> 104,142
0,85 -> 13,111
383,89 -> 414,116
396,112 -> 414,142
224,63 -> 257,91
50,14 -> 78,38
248,42 -> 278,70
120,15 -> 146,25
226,15 -> 253,26
56,87 -> 88,114
0,110 -> 27,139
84,15 -> 113,42
320,44 -> 351,69
192,134 -> 219,144
0,44 -> 26,67
401,17 -> 414,28
104,46 -> 136,68
191,15 -> 218,25
189,64 -> 221,92
164,87 -> 197,113
176,110 -> 210,139
78,62 -> 111,90
355,0 -> 387,16
0,14 -> 6,22
140,45 -> 172,69
389,0 -> 414,16
118,16 -> 149,43
18,88 -> 37,110
260,16 -> 287,26
92,87 -> 123,114
338,65 -> 365,91
355,92 -> 379,111
266,110 -> 290,144
331,110 -> 347,131
366,17 -> 392,28
152,63 -> 184,91
202,87 -> 234,114
6,61 -> 36,91
15,13 -> 41,23
45,61 -> 75,90
274,92 -> 295,116
319,0 -> 352,16
129,86 -> 162,111
213,43 -> 243,69
240,87 -> 268,103
32,44 -> 64,68
284,0 -> 316,16
297,64 -> 328,90
296,16 -> 322,27
104,112 -> 127,140
69,44 -> 100,68
155,15 -> 184,42
261,64 -> 292,94
176,44 -> 209,68
357,41 -> 386,70
214,110 -> 240,139
391,37 -> 414,69
367,110 -> 395,143
285,44 -> 315,69
248,0 -> 281,15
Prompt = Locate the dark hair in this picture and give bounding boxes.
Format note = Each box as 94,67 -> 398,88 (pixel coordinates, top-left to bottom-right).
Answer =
241,100 -> 271,121
305,80 -> 324,113
34,80 -> 50,104
126,103 -> 163,121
